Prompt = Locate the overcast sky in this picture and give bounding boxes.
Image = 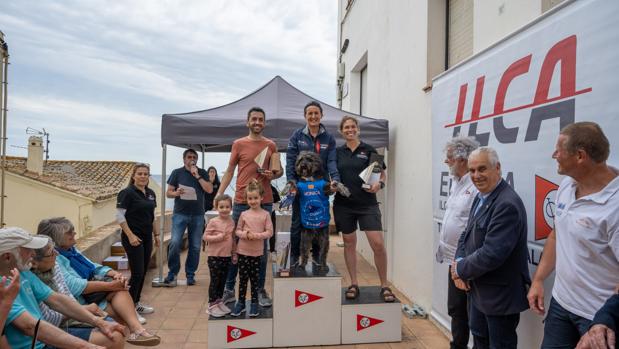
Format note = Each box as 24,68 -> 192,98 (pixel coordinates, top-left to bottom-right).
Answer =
0,1 -> 338,174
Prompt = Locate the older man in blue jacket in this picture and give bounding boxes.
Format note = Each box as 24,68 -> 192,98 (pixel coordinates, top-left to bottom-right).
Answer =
286,101 -> 340,267
452,147 -> 530,349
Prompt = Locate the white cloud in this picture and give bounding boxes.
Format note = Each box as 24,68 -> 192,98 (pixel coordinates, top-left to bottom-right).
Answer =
10,95 -> 157,130
0,1 -> 338,169
0,1 -> 337,105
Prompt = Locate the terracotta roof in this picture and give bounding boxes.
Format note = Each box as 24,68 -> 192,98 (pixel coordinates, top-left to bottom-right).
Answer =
4,157 -> 136,201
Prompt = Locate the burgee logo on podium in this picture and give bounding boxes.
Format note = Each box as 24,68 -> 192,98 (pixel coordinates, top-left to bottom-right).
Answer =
227,325 -> 256,343
294,289 -> 323,307
356,314 -> 384,331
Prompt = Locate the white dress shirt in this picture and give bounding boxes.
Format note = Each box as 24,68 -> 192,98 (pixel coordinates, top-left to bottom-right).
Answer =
437,173 -> 478,263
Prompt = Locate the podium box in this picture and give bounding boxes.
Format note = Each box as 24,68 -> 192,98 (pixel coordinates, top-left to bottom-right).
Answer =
341,286 -> 402,344
208,301 -> 273,349
272,263 -> 342,347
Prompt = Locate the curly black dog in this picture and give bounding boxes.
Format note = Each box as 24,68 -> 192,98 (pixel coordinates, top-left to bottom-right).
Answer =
293,151 -> 333,271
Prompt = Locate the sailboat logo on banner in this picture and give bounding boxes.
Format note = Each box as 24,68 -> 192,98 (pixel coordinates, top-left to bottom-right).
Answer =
357,314 -> 384,331
535,175 -> 559,241
295,289 -> 323,307
227,325 -> 256,343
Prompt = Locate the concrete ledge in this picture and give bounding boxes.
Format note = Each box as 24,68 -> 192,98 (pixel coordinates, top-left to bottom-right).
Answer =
77,223 -> 122,263
78,211 -> 173,265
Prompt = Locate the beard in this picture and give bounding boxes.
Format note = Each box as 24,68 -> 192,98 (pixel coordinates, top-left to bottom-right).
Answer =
14,253 -> 32,271
448,164 -> 458,177
249,124 -> 263,135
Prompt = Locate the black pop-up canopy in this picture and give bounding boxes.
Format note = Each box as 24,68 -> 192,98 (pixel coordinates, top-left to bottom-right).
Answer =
161,76 -> 389,151
153,76 -> 390,284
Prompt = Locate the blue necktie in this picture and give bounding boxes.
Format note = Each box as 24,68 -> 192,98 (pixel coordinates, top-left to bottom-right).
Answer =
473,196 -> 485,217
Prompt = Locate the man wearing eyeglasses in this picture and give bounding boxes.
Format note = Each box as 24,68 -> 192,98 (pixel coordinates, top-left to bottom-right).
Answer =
0,227 -> 125,349
164,149 -> 213,286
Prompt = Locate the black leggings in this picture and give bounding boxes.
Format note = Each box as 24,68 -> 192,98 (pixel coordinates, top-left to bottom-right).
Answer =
237,254 -> 261,304
207,256 -> 231,303
269,211 -> 276,252
121,234 -> 152,304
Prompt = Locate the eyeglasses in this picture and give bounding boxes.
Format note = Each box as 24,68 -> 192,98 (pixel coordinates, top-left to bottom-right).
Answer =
43,249 -> 58,258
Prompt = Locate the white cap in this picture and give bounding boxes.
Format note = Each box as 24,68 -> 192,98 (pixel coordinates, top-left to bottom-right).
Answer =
0,227 -> 49,253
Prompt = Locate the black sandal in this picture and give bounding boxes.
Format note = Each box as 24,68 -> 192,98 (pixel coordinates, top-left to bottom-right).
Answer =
380,287 -> 395,303
345,284 -> 360,300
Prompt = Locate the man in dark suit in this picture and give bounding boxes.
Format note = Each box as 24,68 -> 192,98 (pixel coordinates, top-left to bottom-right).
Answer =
451,147 -> 530,349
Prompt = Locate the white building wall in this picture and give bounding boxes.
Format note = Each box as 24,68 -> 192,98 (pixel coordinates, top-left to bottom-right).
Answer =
473,0 -> 542,53
5,173 -> 90,236
338,0 -> 553,325
339,0 -> 435,308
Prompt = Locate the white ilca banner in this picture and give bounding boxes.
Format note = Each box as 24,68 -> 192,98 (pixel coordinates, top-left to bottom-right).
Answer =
431,0 -> 619,347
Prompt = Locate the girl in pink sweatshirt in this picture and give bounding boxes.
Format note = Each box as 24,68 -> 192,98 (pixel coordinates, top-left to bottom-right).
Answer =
203,194 -> 236,317
231,181 -> 273,317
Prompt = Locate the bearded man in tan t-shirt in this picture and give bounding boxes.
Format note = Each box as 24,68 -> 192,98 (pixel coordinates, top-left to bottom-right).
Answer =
216,106 -> 283,308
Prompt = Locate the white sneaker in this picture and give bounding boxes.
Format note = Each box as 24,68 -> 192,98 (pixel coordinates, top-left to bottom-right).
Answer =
207,303 -> 227,318
136,311 -> 147,325
136,302 -> 155,314
218,302 -> 231,314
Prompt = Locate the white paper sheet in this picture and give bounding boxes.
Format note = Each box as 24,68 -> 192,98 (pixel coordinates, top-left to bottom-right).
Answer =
179,184 -> 197,200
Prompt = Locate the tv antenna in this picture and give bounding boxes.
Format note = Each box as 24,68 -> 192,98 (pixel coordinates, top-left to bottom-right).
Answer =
26,127 -> 50,161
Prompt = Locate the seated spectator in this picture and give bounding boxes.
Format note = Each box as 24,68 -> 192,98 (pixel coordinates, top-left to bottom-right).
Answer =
1,227 -> 125,349
31,235 -> 160,347
1,268 -> 19,349
577,286 -> 619,349
37,218 -> 160,346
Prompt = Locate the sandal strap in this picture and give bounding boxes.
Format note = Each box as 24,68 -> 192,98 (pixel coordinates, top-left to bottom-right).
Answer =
345,284 -> 359,298
133,329 -> 155,338
381,287 -> 395,301
346,285 -> 359,292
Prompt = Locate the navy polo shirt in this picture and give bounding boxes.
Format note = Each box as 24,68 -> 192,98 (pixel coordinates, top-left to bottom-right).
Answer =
167,166 -> 208,215
116,185 -> 157,238
334,142 -> 386,208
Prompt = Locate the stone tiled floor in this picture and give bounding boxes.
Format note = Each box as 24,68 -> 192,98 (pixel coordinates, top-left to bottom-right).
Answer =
127,236 -> 450,348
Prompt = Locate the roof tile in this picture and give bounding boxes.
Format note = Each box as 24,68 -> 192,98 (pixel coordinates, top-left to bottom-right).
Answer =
4,157 -> 135,200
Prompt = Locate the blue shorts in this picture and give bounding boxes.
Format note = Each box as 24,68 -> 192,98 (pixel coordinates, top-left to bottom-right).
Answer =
66,327 -> 93,341
42,327 -> 93,349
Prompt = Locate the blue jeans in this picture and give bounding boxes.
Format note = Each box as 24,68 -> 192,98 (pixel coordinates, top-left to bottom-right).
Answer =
224,203 -> 272,292
469,302 -> 520,349
167,213 -> 205,279
541,297 -> 591,349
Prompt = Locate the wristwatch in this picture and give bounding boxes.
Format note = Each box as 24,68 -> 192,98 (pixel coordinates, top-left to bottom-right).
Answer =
379,181 -> 385,189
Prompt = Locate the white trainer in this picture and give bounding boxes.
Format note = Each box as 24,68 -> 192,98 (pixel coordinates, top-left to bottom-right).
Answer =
135,302 -> 155,315
207,304 -> 227,318
218,302 -> 231,314
136,311 -> 147,325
